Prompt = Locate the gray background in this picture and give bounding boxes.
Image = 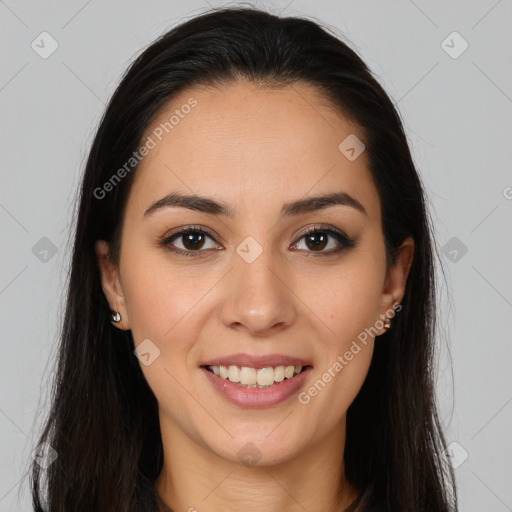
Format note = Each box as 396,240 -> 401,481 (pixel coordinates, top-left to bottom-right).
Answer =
1,0 -> 511,510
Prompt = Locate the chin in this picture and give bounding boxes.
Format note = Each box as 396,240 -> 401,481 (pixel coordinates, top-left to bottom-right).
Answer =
205,430 -> 305,468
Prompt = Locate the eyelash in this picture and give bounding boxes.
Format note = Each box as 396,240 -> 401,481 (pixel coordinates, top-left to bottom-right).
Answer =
160,224 -> 356,258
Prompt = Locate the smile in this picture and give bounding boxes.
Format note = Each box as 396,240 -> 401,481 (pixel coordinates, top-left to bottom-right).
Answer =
200,364 -> 313,408
205,364 -> 307,388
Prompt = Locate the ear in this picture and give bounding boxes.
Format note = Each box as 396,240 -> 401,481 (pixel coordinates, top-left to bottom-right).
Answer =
95,240 -> 130,330
377,236 -> 414,331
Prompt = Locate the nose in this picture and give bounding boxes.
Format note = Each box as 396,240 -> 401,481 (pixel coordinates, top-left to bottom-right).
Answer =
219,244 -> 297,337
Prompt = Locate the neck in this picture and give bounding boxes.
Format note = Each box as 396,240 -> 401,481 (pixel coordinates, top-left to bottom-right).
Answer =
154,415 -> 359,512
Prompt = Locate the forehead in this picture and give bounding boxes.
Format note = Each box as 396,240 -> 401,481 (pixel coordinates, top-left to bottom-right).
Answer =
127,79 -> 380,221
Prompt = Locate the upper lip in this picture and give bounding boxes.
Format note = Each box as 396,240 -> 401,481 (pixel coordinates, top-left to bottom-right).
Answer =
200,353 -> 313,369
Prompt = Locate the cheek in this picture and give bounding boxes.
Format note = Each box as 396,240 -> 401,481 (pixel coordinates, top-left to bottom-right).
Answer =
300,295 -> 377,434
120,255 -> 205,426
120,251 -> 213,396
121,253 -> 204,342
305,343 -> 374,437
298,254 -> 383,424
318,257 -> 385,341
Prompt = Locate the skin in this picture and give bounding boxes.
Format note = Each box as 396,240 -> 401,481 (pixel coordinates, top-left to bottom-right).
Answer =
96,79 -> 414,512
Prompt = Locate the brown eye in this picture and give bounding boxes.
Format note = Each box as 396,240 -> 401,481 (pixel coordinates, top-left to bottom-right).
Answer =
178,231 -> 207,251
292,227 -> 356,255
162,227 -> 219,256
303,231 -> 329,251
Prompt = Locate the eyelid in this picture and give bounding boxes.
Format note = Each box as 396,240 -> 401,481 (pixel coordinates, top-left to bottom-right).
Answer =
163,224 -> 219,242
294,223 -> 346,240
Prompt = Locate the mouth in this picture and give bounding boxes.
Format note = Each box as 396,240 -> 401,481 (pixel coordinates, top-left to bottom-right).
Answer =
202,364 -> 312,389
200,361 -> 313,408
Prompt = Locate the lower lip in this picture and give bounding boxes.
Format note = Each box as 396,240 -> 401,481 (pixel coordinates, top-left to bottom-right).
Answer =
200,366 -> 313,408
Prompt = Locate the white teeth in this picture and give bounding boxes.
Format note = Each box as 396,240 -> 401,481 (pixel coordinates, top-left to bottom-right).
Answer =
284,365 -> 295,379
207,364 -> 305,387
239,366 -> 257,385
274,365 -> 285,382
228,365 -> 240,382
256,367 -> 275,386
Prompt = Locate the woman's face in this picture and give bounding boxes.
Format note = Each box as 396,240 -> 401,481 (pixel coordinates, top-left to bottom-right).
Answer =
97,79 -> 412,466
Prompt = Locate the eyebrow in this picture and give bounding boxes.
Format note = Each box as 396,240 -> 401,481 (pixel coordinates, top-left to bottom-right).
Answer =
143,191 -> 367,219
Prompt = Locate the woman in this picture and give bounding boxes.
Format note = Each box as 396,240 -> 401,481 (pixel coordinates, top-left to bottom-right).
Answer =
29,6 -> 457,512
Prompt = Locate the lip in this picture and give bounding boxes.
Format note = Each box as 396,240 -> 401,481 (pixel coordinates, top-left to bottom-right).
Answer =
200,353 -> 313,369
200,365 -> 313,408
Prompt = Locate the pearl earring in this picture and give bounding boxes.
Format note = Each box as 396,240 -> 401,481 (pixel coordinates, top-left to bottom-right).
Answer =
110,310 -> 121,323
